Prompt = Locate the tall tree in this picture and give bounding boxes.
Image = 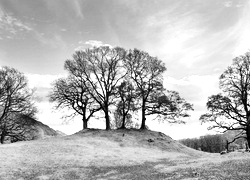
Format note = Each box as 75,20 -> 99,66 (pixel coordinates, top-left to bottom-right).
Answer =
125,49 -> 192,129
125,49 -> 166,129
64,46 -> 127,130
200,52 -> 250,147
0,66 -> 36,143
49,75 -> 100,129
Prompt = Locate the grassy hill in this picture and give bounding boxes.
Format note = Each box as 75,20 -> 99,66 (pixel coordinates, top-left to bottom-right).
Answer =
4,115 -> 65,143
0,129 -> 250,179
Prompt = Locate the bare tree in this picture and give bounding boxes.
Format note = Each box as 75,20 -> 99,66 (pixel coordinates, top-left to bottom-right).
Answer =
64,46 -> 127,130
200,52 -> 250,147
49,75 -> 101,129
125,49 -> 192,129
0,66 -> 36,143
125,49 -> 166,129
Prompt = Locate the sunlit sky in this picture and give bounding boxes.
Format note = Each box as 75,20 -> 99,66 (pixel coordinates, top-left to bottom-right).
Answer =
1,0 -> 250,140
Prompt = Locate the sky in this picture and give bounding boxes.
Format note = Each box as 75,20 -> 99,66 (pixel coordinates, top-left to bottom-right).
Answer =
1,0 -> 250,140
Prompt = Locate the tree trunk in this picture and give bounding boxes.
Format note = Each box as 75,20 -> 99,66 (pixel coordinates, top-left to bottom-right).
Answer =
120,116 -> 126,129
82,117 -> 88,129
140,100 -> 146,130
246,124 -> 250,150
104,108 -> 110,130
0,132 -> 5,144
225,140 -> 229,152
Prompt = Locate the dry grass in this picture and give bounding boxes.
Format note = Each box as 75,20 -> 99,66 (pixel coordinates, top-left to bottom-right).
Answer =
0,129 -> 249,180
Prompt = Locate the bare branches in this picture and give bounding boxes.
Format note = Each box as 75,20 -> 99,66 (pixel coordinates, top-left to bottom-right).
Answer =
52,46 -> 127,130
0,66 -> 37,143
125,49 -> 192,129
201,51 -> 250,146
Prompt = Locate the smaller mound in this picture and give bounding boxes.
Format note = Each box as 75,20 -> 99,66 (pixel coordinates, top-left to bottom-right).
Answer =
74,128 -> 202,156
4,115 -> 63,143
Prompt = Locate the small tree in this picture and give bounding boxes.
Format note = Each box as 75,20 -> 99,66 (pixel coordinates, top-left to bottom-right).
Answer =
0,66 -> 36,143
65,46 -> 127,130
115,81 -> 137,129
200,52 -> 250,147
49,75 -> 100,129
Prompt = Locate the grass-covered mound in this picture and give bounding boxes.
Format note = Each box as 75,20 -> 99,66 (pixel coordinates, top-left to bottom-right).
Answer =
0,129 -> 250,179
3,115 -> 65,143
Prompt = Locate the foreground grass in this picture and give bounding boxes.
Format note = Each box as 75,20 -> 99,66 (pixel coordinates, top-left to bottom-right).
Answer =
0,129 -> 250,180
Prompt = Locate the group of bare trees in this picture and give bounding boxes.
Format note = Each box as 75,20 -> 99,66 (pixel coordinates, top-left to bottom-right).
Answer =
49,46 -> 193,130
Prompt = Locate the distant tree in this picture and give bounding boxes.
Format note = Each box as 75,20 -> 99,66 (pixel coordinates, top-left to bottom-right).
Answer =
125,49 -> 193,129
0,66 -> 37,143
115,81 -> 137,129
64,46 -> 127,130
200,52 -> 250,147
49,75 -> 101,129
180,134 -> 225,153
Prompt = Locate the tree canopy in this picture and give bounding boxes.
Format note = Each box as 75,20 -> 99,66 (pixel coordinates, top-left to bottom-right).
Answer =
0,66 -> 37,143
200,51 -> 250,147
49,75 -> 100,129
125,49 -> 193,129
50,46 -> 193,131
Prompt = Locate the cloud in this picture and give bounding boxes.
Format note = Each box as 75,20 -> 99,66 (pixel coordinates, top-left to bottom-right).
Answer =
85,40 -> 112,47
0,7 -> 32,38
72,0 -> 84,19
33,33 -> 68,49
26,73 -> 66,102
60,28 -> 67,32
224,1 -> 233,7
233,4 -> 250,56
26,73 -> 65,88
75,40 -> 112,51
165,74 -> 220,104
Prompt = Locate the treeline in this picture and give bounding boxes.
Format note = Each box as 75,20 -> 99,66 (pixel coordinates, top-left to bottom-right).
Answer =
180,133 -> 247,153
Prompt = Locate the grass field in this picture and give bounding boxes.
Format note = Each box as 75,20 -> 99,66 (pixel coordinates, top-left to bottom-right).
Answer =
0,129 -> 250,180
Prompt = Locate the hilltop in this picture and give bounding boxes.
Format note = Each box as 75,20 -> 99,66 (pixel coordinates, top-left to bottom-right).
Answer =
0,129 -> 250,179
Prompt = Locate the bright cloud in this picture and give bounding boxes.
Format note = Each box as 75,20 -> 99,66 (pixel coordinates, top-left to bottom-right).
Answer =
26,73 -> 66,102
85,40 -> 112,48
233,4 -> 250,56
165,74 -> 220,104
26,73 -> 65,88
75,40 -> 113,51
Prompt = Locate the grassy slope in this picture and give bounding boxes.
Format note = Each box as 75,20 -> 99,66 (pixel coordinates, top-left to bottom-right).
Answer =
0,129 -> 250,180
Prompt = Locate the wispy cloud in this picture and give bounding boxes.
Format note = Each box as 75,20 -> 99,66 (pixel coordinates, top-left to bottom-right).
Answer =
72,0 -> 84,19
32,32 -> 68,49
233,4 -> 250,56
0,7 -> 32,38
